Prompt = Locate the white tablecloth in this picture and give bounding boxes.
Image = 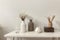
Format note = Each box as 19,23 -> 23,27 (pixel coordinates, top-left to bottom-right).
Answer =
4,31 -> 60,40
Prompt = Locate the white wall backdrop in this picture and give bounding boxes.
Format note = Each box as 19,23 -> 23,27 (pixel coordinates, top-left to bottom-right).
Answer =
0,0 -> 60,40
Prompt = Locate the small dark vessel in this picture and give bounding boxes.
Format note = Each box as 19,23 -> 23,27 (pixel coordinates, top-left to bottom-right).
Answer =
28,19 -> 34,31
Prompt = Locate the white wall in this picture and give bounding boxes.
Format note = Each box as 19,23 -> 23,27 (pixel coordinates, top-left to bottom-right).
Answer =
0,0 -> 60,40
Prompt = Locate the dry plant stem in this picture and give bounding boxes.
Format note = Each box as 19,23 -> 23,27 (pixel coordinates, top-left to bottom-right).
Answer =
51,16 -> 55,22
47,16 -> 55,28
48,17 -> 52,27
48,21 -> 52,28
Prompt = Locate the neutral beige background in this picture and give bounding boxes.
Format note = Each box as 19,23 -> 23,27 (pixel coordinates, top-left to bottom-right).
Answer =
0,0 -> 60,40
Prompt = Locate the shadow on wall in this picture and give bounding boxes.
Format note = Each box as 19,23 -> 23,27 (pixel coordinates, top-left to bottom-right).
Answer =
0,25 -> 5,40
55,21 -> 60,31
33,19 -> 46,32
55,21 -> 60,26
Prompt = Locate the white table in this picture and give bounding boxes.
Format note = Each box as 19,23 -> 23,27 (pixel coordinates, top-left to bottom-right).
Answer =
4,31 -> 60,40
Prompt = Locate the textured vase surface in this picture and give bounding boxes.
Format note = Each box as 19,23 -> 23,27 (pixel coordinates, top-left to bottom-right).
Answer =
20,21 -> 26,33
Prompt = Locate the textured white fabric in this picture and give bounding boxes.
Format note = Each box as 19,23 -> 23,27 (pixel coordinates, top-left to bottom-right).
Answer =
4,31 -> 60,38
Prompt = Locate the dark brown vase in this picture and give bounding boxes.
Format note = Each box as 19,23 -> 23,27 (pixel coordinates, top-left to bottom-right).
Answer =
28,19 -> 34,31
44,27 -> 54,32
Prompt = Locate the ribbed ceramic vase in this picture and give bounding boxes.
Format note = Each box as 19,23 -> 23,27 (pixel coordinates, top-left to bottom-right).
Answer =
20,21 -> 26,33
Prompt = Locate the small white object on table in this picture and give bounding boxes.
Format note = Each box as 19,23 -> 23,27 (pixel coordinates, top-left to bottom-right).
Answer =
4,31 -> 60,40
